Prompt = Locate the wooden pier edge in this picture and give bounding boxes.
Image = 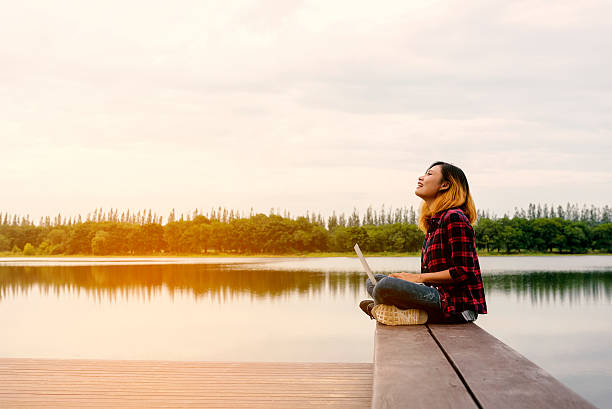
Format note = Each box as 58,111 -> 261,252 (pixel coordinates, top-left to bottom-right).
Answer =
371,321 -> 597,409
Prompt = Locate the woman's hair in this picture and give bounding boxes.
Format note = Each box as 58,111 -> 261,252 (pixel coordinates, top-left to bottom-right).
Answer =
418,161 -> 477,232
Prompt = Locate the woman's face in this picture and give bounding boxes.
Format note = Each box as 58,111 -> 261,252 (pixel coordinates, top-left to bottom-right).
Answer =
415,165 -> 448,201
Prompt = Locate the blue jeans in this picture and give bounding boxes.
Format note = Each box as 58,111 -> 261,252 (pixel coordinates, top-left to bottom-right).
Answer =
366,274 -> 470,324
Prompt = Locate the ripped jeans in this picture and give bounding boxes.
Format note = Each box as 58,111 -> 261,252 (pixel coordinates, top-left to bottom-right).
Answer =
366,274 -> 474,324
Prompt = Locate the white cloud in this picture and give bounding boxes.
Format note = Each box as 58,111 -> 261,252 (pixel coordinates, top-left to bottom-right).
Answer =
1,0 -> 611,220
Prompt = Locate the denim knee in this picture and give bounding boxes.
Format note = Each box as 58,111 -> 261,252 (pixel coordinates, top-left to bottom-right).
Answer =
372,276 -> 441,311
371,276 -> 396,304
366,274 -> 387,298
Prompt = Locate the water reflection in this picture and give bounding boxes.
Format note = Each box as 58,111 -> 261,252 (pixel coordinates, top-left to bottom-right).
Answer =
0,265 -> 366,303
2,265 -> 611,305
1,261 -> 610,407
484,271 -> 612,305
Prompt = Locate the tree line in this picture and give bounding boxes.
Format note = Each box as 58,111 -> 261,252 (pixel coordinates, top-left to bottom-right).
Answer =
0,203 -> 610,255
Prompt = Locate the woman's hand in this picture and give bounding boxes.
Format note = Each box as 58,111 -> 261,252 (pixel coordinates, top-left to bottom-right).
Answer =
391,270 -> 456,284
388,272 -> 423,283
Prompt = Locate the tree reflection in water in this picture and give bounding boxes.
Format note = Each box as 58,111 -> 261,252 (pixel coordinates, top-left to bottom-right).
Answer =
1,265 -> 611,305
0,265 -> 366,303
484,271 -> 612,305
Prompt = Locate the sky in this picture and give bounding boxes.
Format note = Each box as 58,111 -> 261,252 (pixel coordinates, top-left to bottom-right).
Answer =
2,0 -> 611,222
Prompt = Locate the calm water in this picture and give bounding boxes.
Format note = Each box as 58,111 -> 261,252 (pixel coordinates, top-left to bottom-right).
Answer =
1,256 -> 611,408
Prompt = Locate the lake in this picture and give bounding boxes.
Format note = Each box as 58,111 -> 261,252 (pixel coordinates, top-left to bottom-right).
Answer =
1,256 -> 611,408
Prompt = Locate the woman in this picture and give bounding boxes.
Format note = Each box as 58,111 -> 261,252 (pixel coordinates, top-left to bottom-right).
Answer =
360,161 -> 487,324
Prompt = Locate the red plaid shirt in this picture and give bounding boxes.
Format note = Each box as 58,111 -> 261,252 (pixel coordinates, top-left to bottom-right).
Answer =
421,207 -> 487,317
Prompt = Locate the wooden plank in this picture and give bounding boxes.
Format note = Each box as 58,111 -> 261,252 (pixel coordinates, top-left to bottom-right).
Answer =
0,359 -> 372,409
371,323 -> 477,409
427,323 -> 597,409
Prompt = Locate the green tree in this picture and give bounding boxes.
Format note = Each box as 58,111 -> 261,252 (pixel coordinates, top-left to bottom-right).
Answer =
562,223 -> 589,253
199,223 -> 212,253
67,223 -> 93,254
391,224 -> 424,252
327,212 -> 338,231
141,223 -> 165,253
475,218 -> 503,252
47,228 -> 68,254
0,233 -> 10,252
179,225 -> 201,254
531,218 -> 563,252
592,223 -> 612,252
210,221 -> 231,253
163,222 -> 183,253
91,231 -> 111,255
23,242 -> 36,256
334,226 -> 369,252
38,240 -> 50,254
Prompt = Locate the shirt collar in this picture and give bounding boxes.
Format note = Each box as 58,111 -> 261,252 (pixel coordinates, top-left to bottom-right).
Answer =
428,207 -> 458,232
430,210 -> 446,221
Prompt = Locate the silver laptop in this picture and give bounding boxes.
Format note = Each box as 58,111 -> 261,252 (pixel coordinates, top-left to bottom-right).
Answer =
354,243 -> 377,285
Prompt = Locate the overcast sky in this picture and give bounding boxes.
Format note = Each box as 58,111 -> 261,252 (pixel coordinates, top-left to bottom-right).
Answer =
2,0 -> 611,222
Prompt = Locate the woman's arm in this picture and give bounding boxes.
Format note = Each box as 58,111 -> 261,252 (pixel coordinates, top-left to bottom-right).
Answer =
389,270 -> 455,284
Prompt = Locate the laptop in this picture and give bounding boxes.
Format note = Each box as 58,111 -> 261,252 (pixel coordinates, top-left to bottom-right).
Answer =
354,243 -> 425,287
354,243 -> 377,285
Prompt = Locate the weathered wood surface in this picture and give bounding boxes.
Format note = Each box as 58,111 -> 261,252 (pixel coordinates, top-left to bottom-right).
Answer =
0,359 -> 373,408
1,324 -> 597,409
371,324 -> 477,409
428,323 -> 597,409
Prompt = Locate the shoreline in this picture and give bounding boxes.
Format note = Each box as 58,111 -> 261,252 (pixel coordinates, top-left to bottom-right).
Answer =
1,251 -> 611,258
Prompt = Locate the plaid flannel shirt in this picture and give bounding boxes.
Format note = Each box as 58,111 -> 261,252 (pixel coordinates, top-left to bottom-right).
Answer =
421,207 -> 487,317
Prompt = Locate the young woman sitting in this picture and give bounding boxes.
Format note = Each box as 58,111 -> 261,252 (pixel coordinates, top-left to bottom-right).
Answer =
360,161 -> 487,325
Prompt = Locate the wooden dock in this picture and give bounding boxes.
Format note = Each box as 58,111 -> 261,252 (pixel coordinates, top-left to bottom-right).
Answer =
372,322 -> 597,409
0,360 -> 373,408
0,323 -> 597,408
